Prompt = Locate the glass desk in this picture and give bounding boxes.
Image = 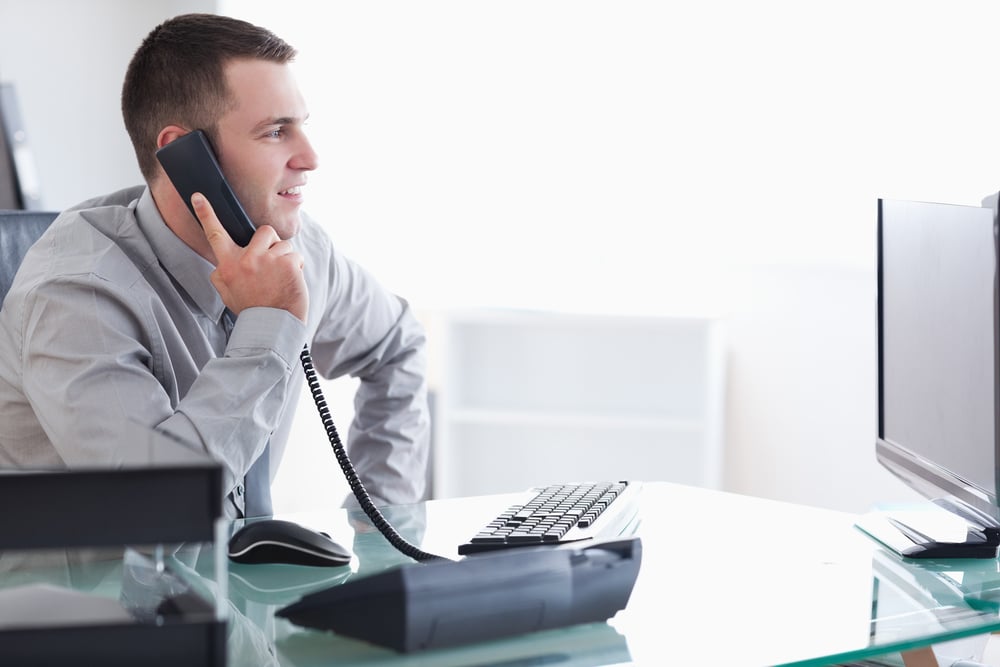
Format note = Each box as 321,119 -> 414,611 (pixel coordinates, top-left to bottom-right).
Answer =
11,482 -> 1000,666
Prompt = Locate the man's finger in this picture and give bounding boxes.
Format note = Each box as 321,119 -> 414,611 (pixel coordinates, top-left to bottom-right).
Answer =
191,192 -> 238,257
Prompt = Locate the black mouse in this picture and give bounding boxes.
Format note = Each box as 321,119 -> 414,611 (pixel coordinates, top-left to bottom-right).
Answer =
228,519 -> 352,567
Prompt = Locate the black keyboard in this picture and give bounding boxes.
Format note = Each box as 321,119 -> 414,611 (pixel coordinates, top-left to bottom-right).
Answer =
458,481 -> 641,556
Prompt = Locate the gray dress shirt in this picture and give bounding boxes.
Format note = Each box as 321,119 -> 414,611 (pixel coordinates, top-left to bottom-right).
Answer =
0,186 -> 430,517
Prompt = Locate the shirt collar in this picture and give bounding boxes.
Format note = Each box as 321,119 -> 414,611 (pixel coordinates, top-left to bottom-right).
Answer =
134,187 -> 226,323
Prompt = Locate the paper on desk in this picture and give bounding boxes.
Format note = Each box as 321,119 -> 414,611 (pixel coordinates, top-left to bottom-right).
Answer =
0,583 -> 133,629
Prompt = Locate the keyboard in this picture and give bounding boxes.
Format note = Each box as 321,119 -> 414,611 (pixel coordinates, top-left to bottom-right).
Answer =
457,481 -> 642,555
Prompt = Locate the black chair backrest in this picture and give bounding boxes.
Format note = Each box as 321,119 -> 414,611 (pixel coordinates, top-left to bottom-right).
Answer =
0,210 -> 58,307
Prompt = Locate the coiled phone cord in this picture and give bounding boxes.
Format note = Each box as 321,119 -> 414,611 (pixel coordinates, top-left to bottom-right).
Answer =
299,346 -> 447,562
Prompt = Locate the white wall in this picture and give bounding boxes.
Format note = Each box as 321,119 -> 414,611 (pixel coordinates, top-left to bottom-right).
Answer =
226,1 -> 1000,513
7,1 -> 1000,514
0,0 -> 214,208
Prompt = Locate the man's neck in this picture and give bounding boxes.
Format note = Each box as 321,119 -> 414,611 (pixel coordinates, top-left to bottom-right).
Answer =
149,179 -> 217,264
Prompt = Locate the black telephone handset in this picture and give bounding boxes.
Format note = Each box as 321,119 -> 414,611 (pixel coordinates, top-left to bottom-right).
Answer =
155,131 -> 257,247
155,131 -> 443,563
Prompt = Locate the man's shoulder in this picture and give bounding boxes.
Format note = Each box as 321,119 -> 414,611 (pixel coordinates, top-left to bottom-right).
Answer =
297,210 -> 330,242
64,185 -> 146,215
296,211 -> 339,263
26,185 -> 155,290
55,185 -> 147,243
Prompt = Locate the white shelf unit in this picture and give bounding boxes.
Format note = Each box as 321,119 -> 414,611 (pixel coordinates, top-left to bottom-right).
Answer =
432,309 -> 726,498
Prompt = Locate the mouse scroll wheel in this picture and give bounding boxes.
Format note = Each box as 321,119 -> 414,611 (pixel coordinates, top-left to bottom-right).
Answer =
320,531 -> 331,539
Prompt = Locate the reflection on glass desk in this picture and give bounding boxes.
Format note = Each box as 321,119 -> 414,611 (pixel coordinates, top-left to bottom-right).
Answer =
9,483 -> 1000,665
0,544 -> 227,666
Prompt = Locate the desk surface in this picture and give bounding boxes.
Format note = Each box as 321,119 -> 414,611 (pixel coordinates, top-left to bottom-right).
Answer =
12,482 -> 1000,666
216,482 -> 1000,666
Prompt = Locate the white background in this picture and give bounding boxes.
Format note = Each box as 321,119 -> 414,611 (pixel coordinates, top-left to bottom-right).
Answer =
5,0 -> 1000,513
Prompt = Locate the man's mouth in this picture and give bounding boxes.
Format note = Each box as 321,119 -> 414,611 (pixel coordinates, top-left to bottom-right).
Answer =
279,186 -> 302,196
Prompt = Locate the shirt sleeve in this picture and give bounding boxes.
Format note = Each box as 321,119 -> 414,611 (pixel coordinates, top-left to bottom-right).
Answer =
18,274 -> 304,498
304,243 -> 431,506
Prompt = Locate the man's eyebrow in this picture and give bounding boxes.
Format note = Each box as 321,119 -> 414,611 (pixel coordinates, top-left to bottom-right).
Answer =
253,114 -> 309,131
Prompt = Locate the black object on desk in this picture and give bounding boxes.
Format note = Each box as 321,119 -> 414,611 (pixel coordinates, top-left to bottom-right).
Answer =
228,519 -> 352,567
0,426 -> 226,666
276,536 -> 642,652
857,498 -> 1000,560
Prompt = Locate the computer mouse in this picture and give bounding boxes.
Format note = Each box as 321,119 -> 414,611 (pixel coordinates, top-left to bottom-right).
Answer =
228,519 -> 352,567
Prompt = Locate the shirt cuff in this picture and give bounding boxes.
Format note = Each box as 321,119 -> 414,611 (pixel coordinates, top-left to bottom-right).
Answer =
227,307 -> 306,369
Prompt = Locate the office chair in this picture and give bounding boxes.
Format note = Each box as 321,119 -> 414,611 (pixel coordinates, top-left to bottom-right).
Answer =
0,209 -> 58,306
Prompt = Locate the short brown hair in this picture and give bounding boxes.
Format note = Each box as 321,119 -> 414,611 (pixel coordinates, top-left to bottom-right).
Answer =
121,13 -> 297,181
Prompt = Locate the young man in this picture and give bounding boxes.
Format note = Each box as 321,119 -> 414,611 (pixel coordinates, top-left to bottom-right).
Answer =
0,14 -> 430,517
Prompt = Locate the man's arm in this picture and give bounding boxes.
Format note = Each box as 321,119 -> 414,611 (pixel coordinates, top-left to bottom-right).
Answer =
18,273 -> 303,503
303,239 -> 431,506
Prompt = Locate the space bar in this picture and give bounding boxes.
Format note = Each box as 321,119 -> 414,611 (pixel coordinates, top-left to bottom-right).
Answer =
471,533 -> 544,545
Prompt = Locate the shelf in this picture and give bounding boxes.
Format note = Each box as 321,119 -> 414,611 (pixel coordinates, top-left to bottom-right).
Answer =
432,309 -> 726,498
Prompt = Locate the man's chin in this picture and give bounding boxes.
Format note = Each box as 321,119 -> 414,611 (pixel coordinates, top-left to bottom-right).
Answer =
256,211 -> 301,240
275,217 -> 302,241
280,226 -> 301,241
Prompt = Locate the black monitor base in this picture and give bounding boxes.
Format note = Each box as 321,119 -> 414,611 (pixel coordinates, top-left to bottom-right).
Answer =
856,497 -> 1000,560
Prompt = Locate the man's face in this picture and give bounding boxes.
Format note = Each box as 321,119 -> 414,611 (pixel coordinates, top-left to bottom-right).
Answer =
212,59 -> 318,240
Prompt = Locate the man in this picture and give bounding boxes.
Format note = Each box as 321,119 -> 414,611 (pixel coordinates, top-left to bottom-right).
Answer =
0,14 -> 430,518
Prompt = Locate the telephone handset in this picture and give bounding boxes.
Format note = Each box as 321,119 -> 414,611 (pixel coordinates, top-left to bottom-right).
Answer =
156,131 -> 443,562
154,131 -> 256,247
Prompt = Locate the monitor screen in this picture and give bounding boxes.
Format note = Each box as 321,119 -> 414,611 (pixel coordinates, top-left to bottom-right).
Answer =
877,198 -> 1000,519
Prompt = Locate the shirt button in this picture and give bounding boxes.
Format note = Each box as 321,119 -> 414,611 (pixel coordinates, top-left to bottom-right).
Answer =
236,484 -> 244,497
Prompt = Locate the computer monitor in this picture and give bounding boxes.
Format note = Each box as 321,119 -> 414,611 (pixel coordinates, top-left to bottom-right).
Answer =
866,197 -> 1000,558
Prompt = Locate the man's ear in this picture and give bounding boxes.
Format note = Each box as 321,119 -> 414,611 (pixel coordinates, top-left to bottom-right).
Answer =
156,125 -> 190,150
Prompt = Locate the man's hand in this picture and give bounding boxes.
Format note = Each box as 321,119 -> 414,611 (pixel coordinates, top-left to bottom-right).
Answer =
192,192 -> 309,323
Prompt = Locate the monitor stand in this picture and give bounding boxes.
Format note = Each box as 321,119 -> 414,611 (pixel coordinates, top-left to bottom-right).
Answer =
856,497 -> 1000,559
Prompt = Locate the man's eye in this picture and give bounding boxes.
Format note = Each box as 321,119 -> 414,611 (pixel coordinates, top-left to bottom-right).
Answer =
267,128 -> 284,138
